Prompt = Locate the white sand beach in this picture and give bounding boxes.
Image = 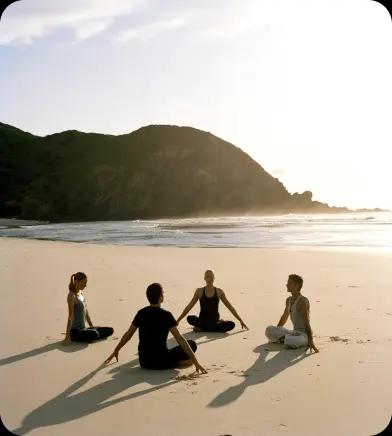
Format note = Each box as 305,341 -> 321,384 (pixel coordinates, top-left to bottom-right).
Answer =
1,238 -> 391,436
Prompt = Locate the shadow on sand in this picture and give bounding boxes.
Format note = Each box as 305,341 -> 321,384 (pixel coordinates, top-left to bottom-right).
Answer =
0,341 -> 92,367
173,329 -> 246,348
12,358 -> 180,435
208,342 -> 309,408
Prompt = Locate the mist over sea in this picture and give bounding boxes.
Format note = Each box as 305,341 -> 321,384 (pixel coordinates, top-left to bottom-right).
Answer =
1,212 -> 391,252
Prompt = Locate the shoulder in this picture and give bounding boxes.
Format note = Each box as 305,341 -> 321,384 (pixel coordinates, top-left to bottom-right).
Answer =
285,296 -> 291,304
67,292 -> 76,303
161,308 -> 177,325
298,295 -> 309,308
195,287 -> 203,297
163,308 -> 176,319
138,306 -> 151,314
216,288 -> 224,297
134,306 -> 148,317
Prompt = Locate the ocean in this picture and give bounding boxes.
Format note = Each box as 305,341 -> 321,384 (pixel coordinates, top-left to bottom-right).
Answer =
1,212 -> 391,252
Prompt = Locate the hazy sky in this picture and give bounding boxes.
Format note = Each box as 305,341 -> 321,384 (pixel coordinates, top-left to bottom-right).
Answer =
1,0 -> 391,209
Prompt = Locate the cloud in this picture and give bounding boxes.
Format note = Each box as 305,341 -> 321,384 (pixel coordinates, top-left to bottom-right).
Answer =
0,0 -> 148,45
115,17 -> 187,43
199,0 -> 300,39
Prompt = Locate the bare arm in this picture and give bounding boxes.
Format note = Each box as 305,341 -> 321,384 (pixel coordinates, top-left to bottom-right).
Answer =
277,297 -> 290,327
86,310 -> 94,328
104,324 -> 137,364
297,298 -> 319,353
170,327 -> 207,373
219,289 -> 249,329
63,293 -> 75,344
176,289 -> 200,324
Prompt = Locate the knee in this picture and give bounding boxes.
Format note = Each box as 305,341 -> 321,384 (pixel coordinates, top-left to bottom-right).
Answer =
187,340 -> 197,352
226,321 -> 235,331
265,325 -> 276,337
187,315 -> 198,325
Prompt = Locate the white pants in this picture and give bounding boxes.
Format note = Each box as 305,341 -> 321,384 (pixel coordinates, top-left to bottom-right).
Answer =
265,325 -> 308,348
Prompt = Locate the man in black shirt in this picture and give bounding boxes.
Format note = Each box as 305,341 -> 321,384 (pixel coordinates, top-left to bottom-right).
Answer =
104,283 -> 207,372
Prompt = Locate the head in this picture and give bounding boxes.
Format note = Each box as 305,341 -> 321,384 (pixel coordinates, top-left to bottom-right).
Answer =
286,274 -> 303,294
69,272 -> 87,292
146,283 -> 164,305
204,269 -> 215,285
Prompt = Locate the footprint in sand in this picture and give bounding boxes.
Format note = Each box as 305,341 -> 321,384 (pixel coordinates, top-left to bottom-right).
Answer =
348,285 -> 360,288
112,336 -> 119,340
278,423 -> 287,428
329,336 -> 349,343
386,313 -> 392,316
174,374 -> 201,381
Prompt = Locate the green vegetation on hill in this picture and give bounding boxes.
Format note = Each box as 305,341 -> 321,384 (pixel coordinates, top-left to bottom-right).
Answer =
0,122 -> 347,221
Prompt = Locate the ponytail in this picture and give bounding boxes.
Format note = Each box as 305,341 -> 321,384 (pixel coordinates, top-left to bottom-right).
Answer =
68,272 -> 87,292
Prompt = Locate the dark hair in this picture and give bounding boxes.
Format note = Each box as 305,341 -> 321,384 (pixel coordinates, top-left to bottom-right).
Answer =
146,283 -> 163,304
288,274 -> 303,291
205,269 -> 214,275
69,272 -> 87,292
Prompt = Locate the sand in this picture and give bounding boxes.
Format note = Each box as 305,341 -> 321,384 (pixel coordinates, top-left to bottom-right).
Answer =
1,238 -> 391,436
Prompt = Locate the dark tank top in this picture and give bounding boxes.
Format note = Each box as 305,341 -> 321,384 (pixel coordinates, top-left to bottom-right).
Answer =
199,287 -> 220,322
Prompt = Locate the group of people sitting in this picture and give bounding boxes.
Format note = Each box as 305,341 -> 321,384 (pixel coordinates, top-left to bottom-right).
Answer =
63,269 -> 318,374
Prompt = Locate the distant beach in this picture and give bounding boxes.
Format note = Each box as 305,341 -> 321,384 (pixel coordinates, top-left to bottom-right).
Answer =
1,211 -> 391,252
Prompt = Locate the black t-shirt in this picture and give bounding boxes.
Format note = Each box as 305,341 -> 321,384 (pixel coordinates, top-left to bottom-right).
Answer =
132,306 -> 177,360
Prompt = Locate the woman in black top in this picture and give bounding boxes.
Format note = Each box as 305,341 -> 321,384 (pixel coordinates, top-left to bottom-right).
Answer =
177,270 -> 249,332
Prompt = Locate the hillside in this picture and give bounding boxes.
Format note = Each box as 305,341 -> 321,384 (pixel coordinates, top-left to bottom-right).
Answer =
0,122 -> 346,221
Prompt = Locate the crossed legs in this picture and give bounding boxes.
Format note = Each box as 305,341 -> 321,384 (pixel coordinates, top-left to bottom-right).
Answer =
265,325 -> 308,348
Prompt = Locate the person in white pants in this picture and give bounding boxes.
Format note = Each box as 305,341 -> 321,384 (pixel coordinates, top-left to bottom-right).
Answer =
265,274 -> 319,352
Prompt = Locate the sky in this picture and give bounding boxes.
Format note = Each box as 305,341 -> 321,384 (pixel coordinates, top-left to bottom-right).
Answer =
0,0 -> 391,210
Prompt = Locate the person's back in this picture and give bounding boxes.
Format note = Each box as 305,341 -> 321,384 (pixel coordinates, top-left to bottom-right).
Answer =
104,283 -> 206,373
71,292 -> 87,330
289,295 -> 307,334
132,305 -> 177,366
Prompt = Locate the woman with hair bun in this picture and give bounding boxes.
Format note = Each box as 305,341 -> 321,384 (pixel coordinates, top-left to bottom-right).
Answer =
63,272 -> 114,345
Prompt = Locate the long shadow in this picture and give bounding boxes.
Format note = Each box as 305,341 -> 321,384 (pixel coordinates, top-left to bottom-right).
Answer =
0,341 -> 90,366
168,329 -> 245,348
12,358 -> 180,435
208,342 -> 309,408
